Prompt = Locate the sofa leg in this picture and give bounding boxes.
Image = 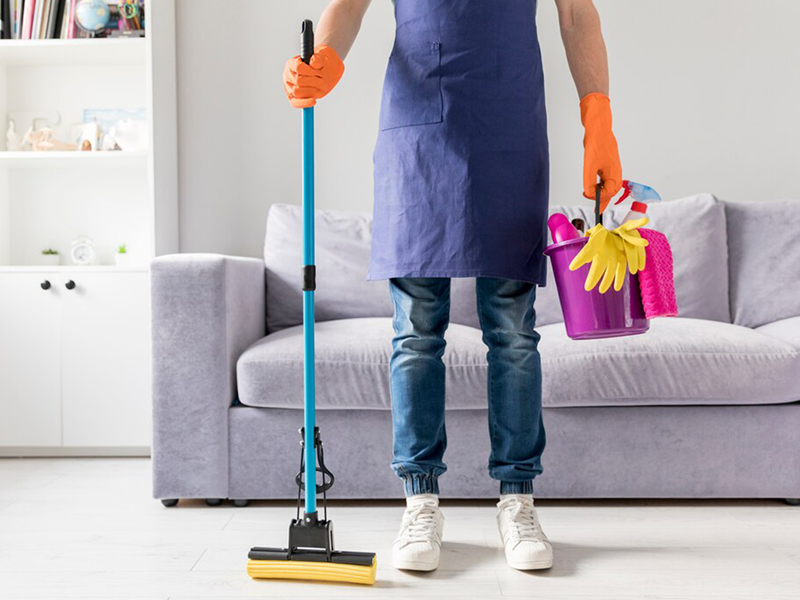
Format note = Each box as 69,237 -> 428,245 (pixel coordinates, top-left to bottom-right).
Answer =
161,499 -> 179,508
232,499 -> 250,508
205,498 -> 223,507
785,498 -> 800,506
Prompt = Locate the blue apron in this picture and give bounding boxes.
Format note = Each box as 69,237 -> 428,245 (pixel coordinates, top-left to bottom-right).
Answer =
369,0 -> 549,285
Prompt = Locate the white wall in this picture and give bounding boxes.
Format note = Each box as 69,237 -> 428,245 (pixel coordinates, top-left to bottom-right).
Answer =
175,0 -> 800,257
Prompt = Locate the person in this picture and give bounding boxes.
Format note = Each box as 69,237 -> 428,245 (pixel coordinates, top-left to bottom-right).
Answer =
283,0 -> 622,572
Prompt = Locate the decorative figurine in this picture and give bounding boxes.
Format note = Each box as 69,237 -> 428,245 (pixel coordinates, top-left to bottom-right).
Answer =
6,121 -> 22,151
24,127 -> 78,152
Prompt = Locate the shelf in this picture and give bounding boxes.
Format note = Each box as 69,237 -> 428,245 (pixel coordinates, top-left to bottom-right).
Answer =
0,151 -> 148,169
0,38 -> 146,67
0,265 -> 149,274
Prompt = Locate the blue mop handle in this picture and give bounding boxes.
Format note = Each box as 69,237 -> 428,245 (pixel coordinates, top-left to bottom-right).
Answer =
300,20 -> 317,516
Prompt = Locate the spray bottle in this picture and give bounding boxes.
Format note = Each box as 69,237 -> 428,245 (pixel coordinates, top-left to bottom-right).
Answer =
615,180 -> 662,223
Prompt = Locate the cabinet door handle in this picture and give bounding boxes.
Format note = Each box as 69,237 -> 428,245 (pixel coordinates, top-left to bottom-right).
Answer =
65,280 -> 76,290
40,280 -> 51,290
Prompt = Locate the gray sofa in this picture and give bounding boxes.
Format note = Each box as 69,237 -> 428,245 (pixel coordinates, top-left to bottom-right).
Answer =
151,195 -> 800,504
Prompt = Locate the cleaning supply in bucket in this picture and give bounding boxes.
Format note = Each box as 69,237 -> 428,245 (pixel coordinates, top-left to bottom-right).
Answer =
548,213 -> 582,243
614,181 -> 677,318
637,228 -> 678,318
544,180 -> 676,339
544,230 -> 649,340
567,180 -> 663,293
568,216 -> 649,293
544,184 -> 650,340
616,180 -> 662,223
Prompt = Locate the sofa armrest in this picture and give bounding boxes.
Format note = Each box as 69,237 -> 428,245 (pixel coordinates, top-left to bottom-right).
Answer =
151,254 -> 266,500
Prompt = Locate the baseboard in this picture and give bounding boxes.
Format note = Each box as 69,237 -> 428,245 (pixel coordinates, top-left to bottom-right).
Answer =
0,446 -> 151,457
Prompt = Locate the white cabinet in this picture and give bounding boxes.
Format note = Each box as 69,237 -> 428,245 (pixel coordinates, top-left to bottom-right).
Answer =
0,273 -> 62,446
0,269 -> 151,452
61,271 -> 151,447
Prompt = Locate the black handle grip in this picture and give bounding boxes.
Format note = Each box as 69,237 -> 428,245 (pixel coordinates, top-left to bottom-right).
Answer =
595,182 -> 603,227
300,19 -> 314,64
40,280 -> 51,290
65,280 -> 76,290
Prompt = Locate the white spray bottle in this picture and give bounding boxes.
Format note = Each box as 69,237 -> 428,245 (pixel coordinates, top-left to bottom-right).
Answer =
616,180 -> 662,223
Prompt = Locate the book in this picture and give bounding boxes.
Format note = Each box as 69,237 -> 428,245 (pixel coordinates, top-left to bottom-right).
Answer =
39,0 -> 50,39
13,0 -> 23,39
21,0 -> 33,39
37,0 -> 49,39
59,0 -> 69,38
31,0 -> 41,39
1,0 -> 11,39
48,0 -> 62,39
66,0 -> 75,39
44,0 -> 54,38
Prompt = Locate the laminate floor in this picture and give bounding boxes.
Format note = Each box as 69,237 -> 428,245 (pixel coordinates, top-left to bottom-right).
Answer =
1,458 -> 799,599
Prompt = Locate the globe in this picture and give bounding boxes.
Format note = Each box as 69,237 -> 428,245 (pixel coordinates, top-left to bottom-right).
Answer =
75,0 -> 111,33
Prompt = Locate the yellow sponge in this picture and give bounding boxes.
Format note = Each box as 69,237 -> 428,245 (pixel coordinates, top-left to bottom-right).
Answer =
247,557 -> 377,585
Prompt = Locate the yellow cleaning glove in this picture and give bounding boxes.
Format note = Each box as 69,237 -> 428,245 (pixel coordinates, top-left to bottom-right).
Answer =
569,217 -> 649,293
614,217 -> 649,275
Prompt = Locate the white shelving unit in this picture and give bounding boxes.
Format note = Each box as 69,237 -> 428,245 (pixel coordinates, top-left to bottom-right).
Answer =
0,2 -> 177,456
0,150 -> 148,169
0,38 -> 146,66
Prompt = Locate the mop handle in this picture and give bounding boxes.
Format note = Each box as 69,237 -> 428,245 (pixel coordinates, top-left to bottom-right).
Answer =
300,19 -> 317,515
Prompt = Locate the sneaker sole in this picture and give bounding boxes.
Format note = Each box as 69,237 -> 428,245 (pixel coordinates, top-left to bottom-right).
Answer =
393,559 -> 439,572
507,557 -> 553,571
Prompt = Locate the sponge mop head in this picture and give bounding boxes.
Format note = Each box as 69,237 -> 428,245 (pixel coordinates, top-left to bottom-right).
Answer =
247,555 -> 377,585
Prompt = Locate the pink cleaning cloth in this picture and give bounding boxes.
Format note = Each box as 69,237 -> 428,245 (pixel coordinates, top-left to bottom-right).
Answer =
638,228 -> 678,318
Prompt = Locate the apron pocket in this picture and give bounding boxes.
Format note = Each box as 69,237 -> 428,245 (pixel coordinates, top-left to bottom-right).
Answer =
380,42 -> 443,131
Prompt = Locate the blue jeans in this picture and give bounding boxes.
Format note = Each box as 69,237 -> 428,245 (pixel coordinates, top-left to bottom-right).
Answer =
389,277 -> 545,496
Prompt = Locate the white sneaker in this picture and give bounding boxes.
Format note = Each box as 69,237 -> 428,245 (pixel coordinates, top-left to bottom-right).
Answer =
497,494 -> 553,570
392,493 -> 444,571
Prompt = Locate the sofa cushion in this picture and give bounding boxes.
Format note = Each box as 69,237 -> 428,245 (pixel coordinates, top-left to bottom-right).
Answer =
264,204 -> 392,333
537,317 -> 799,408
238,317 -> 485,410
264,204 -> 480,332
237,316 -> 800,410
617,194 -> 730,323
726,200 -> 800,328
756,317 -> 800,350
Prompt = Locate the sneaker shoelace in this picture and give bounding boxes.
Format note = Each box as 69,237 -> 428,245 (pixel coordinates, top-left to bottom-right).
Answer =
498,496 -> 546,544
400,503 -> 439,543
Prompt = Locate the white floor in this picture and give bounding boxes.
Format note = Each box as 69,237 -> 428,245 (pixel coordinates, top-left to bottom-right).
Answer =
1,459 -> 800,599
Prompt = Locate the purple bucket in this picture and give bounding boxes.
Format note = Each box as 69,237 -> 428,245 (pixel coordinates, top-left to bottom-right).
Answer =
544,237 -> 649,340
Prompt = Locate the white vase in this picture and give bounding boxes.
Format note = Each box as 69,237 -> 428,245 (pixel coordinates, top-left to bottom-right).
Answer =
115,253 -> 133,267
40,254 -> 60,266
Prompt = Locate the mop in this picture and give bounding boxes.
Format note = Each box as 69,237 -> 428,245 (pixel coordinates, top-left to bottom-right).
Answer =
246,20 -> 377,586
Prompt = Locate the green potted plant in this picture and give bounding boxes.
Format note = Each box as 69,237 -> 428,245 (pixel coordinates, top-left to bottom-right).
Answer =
115,244 -> 131,267
41,248 -> 60,267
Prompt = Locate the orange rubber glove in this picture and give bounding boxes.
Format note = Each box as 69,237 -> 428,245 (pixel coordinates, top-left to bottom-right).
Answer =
283,45 -> 345,109
580,93 -> 623,213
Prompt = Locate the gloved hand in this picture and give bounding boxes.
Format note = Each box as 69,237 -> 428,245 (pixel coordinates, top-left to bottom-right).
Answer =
580,93 -> 623,213
569,217 -> 649,294
283,45 -> 345,108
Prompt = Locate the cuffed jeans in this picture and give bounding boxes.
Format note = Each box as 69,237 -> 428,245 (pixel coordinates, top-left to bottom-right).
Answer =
389,277 -> 546,496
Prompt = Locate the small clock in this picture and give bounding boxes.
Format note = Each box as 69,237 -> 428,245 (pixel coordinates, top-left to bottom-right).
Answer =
71,236 -> 96,266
